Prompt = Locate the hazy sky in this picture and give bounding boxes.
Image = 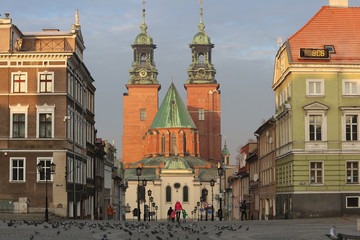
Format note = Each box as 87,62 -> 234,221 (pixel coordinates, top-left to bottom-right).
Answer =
2,0 -> 359,164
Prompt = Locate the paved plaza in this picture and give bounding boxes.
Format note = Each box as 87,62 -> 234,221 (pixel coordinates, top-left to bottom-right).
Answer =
0,215 -> 358,240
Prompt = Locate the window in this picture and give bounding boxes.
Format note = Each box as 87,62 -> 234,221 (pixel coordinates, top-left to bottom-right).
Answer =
201,188 -> 208,202
347,161 -> 359,184
140,109 -> 146,121
306,79 -> 324,96
198,53 -> 205,64
12,72 -> 27,93
183,133 -> 186,154
12,114 -> 25,138
36,104 -> 55,138
343,80 -> 360,96
10,158 -> 25,182
310,162 -> 323,184
199,108 -> 204,121
346,196 -> 359,208
161,134 -> 165,154
37,158 -> 53,182
183,186 -> 189,202
166,186 -> 171,202
140,53 -> 146,68
10,104 -> 29,139
171,133 -> 177,155
38,72 -> 54,93
346,115 -> 358,141
39,113 -> 52,138
309,115 -> 322,141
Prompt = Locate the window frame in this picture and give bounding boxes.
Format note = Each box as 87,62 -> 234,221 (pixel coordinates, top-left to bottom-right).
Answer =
341,110 -> 360,142
36,104 -> 55,138
36,157 -> 54,182
140,109 -> 146,121
38,71 -> 54,93
199,108 -> 205,121
9,157 -> 26,183
166,186 -> 171,203
306,79 -> 324,97
309,161 -> 324,185
346,161 -> 359,184
346,196 -> 360,208
11,72 -> 28,93
9,104 -> 29,139
183,185 -> 189,202
342,79 -> 360,96
305,110 -> 327,142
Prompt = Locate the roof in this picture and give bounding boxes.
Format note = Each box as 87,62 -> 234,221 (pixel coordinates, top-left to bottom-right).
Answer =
150,83 -> 197,129
129,155 -> 212,168
288,6 -> 360,63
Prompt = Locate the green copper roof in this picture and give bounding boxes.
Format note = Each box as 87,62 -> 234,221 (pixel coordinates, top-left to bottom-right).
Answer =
129,155 -> 212,168
150,83 -> 197,130
192,7 -> 211,45
222,141 -> 230,155
163,156 -> 191,170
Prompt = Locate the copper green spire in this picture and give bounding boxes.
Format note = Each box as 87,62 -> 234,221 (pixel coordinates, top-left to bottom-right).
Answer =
150,83 -> 197,129
198,0 -> 205,32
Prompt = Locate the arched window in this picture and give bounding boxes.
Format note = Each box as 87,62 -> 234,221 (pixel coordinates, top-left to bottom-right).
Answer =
166,186 -> 171,202
140,53 -> 146,68
161,133 -> 165,154
183,133 -> 186,154
171,133 -> 177,155
201,188 -> 208,202
198,53 -> 205,64
183,186 -> 189,202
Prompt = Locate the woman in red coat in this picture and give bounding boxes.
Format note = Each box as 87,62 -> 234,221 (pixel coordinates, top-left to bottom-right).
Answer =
174,201 -> 183,222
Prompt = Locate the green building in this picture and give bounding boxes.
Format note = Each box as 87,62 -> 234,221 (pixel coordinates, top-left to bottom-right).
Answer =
273,1 -> 360,218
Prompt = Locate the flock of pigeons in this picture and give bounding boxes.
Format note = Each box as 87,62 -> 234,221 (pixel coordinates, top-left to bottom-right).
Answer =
4,220 -> 250,240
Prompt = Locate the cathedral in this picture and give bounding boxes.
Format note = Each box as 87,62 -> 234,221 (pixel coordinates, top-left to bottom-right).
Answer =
122,2 -> 224,220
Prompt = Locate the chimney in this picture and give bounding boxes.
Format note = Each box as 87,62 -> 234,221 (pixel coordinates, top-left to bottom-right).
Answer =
329,0 -> 348,8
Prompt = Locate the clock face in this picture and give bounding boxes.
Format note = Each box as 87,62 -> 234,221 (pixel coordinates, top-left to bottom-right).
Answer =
139,69 -> 147,78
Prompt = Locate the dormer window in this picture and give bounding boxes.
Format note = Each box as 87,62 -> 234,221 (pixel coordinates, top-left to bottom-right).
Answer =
324,45 -> 335,54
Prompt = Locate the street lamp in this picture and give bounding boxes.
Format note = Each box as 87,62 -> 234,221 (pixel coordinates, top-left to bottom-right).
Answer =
210,179 -> 215,221
136,167 -> 142,221
217,166 -> 224,221
142,179 -> 147,221
200,197 -> 204,221
151,201 -> 155,221
148,189 -> 152,221
37,161 -> 56,222
155,205 -> 158,221
196,201 -> 200,221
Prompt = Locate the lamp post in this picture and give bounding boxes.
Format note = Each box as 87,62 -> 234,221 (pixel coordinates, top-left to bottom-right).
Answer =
148,190 -> 152,221
142,179 -> 147,221
151,201 -> 155,221
196,201 -> 200,221
155,205 -> 158,221
217,166 -> 224,221
210,179 -> 215,221
136,167 -> 142,221
37,161 -> 56,222
200,197 -> 204,221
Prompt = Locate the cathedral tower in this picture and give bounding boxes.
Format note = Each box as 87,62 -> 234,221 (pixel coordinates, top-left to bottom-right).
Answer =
122,2 -> 160,163
184,2 -> 222,164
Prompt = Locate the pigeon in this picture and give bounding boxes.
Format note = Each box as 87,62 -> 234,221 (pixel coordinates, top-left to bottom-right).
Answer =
325,226 -> 339,240
215,231 -> 222,236
246,227 -> 249,231
34,230 -> 40,235
57,230 -> 60,235
7,221 -> 14,227
238,225 -> 242,229
156,236 -> 163,240
29,234 -> 34,240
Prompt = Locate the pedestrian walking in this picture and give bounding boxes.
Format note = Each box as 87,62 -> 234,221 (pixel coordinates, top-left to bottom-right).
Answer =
174,201 -> 183,222
182,209 -> 187,222
241,200 -> 247,221
171,210 -> 176,222
107,204 -> 114,221
167,207 -> 173,222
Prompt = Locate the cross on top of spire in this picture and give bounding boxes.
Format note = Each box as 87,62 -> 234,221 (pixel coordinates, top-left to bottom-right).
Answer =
143,0 -> 146,10
140,0 -> 147,33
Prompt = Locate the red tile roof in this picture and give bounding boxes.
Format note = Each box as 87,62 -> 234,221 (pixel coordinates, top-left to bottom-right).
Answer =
288,6 -> 360,63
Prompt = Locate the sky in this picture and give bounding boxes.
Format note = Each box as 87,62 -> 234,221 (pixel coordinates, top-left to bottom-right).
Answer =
2,0 -> 359,164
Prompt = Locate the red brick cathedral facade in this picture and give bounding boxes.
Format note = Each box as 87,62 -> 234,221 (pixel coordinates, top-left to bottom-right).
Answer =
122,6 -> 221,165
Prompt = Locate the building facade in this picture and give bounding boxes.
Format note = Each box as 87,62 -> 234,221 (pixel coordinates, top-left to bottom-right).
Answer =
273,0 -> 360,218
0,12 -> 96,219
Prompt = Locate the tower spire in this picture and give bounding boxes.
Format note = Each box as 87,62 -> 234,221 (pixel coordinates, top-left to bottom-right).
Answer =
198,0 -> 205,32
141,0 -> 147,33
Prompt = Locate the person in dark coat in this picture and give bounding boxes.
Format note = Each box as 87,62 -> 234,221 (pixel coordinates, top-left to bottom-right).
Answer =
167,207 -> 173,222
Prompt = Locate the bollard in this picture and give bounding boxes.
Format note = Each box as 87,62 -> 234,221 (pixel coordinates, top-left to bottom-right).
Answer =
357,219 -> 360,232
